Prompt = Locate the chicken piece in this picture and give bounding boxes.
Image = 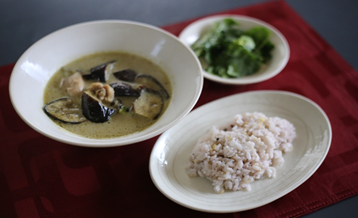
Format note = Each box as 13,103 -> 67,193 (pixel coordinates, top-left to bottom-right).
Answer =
60,72 -> 85,96
88,82 -> 115,103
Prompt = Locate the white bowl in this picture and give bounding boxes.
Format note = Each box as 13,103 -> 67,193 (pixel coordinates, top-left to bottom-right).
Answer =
179,15 -> 290,85
9,20 -> 203,147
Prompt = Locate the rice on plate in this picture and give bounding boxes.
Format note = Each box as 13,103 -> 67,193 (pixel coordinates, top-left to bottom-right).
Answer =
186,112 -> 296,193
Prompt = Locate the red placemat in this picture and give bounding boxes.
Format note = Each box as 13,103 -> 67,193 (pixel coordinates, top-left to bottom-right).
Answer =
1,0 -> 358,217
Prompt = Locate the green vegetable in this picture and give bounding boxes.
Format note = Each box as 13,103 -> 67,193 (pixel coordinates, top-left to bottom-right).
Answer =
191,18 -> 275,78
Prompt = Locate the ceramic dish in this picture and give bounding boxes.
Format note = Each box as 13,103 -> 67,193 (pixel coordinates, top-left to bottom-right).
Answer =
179,15 -> 290,85
149,90 -> 331,213
9,20 -> 203,147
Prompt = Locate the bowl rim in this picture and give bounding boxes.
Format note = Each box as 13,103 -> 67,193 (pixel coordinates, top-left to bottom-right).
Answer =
178,14 -> 290,85
9,19 -> 203,147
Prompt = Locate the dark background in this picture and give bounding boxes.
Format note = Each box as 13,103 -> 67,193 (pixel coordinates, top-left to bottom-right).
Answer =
1,0 -> 357,217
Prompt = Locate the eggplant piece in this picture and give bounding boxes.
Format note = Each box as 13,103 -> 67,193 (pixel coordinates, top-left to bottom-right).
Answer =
113,69 -> 137,82
82,91 -> 116,123
135,74 -> 170,99
82,60 -> 116,82
43,97 -> 86,124
110,81 -> 140,97
133,88 -> 164,119
113,70 -> 170,100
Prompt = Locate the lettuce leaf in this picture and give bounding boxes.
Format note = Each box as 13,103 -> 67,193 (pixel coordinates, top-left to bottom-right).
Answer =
191,18 -> 275,78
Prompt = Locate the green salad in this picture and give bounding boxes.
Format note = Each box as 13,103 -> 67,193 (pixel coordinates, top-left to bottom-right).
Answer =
191,18 -> 275,78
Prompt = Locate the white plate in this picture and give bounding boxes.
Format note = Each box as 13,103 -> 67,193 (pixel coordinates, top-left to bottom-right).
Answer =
149,91 -> 331,213
178,15 -> 290,85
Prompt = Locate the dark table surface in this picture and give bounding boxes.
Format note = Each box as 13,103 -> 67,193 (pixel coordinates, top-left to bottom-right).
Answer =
1,0 -> 358,217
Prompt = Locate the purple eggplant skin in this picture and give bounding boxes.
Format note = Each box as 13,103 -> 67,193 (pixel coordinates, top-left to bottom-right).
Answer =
81,73 -> 93,81
110,81 -> 140,97
81,92 -> 116,123
113,70 -> 170,100
133,88 -> 164,120
43,97 -> 86,124
135,74 -> 170,100
113,69 -> 137,82
82,60 -> 116,82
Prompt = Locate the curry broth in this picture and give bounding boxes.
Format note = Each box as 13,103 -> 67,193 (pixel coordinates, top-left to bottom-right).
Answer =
44,51 -> 172,139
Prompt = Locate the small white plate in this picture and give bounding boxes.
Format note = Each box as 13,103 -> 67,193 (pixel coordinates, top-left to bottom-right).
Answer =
149,91 -> 331,213
179,15 -> 290,85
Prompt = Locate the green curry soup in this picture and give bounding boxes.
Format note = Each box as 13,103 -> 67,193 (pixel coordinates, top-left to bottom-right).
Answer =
43,51 -> 172,139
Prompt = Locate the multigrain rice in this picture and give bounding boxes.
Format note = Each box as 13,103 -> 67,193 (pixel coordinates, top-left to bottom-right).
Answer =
186,112 -> 296,193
